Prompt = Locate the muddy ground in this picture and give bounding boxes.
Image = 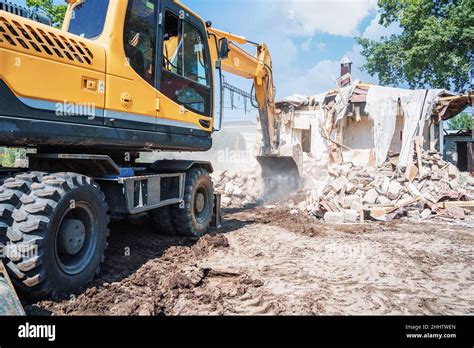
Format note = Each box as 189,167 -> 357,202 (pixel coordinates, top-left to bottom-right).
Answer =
27,206 -> 473,316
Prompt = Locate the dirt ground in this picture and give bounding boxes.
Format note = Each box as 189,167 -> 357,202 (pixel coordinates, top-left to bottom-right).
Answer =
27,206 -> 473,316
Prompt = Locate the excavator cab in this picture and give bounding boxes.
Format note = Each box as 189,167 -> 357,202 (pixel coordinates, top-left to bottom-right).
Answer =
63,0 -> 215,137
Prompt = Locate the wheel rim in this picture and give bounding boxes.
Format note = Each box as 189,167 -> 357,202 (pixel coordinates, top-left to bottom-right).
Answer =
193,186 -> 210,225
54,201 -> 99,275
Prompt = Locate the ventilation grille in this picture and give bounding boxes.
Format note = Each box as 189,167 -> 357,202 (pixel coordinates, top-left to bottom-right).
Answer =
0,15 -> 94,65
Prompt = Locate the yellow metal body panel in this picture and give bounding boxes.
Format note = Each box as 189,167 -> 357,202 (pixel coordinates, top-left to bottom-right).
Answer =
0,11 -> 105,108
0,0 -> 277,137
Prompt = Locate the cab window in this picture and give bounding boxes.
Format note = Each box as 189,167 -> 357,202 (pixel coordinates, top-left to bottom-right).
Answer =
68,0 -> 110,39
161,11 -> 211,117
123,0 -> 158,86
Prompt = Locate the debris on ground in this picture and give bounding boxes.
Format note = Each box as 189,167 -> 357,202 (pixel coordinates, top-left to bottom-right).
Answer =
211,150 -> 473,225
300,150 -> 473,223
212,170 -> 263,207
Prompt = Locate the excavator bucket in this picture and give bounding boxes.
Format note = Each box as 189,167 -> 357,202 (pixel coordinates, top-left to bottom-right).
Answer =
257,156 -> 302,200
0,261 -> 25,316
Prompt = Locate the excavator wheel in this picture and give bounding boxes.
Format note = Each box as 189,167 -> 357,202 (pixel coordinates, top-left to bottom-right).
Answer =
150,206 -> 175,235
5,173 -> 110,299
0,172 -> 46,250
170,168 -> 214,238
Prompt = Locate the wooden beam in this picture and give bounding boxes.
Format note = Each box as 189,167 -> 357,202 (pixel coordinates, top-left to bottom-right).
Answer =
443,201 -> 474,211
415,136 -> 423,178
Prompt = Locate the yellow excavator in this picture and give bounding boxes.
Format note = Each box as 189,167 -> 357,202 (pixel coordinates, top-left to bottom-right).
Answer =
0,0 -> 300,302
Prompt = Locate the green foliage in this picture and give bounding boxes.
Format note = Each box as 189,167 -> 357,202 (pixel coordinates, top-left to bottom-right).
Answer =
357,0 -> 473,92
26,0 -> 67,28
448,112 -> 473,130
0,148 -> 26,168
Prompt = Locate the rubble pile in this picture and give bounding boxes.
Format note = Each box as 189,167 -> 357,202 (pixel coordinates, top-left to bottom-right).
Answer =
300,151 -> 474,224
212,170 -> 263,207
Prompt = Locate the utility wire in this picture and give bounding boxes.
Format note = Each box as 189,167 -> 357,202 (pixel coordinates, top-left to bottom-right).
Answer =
221,75 -> 257,115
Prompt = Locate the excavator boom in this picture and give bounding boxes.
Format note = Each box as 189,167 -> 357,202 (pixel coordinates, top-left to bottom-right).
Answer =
208,27 -> 276,155
207,26 -> 302,196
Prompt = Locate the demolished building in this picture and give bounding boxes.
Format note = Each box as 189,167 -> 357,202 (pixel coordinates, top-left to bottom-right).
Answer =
275,82 -> 471,171
267,68 -> 473,223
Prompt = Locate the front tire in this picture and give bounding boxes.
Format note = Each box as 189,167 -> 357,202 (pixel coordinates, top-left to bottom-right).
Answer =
171,168 -> 214,238
5,173 -> 109,299
0,172 -> 45,249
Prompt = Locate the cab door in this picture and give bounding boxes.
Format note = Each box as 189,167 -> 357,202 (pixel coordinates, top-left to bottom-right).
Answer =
107,0 -> 159,131
156,0 -> 214,134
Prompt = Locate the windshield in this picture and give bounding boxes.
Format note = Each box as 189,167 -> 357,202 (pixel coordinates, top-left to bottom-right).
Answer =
68,0 -> 110,39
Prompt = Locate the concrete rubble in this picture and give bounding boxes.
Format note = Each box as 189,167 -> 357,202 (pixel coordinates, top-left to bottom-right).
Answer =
300,150 -> 474,223
212,170 -> 263,207
211,150 -> 473,225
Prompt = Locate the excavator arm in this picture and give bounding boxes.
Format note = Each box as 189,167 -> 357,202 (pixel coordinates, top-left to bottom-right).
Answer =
208,28 -> 277,157
208,27 -> 302,197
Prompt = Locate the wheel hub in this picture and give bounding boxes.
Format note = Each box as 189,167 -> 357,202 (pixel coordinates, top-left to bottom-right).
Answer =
58,219 -> 86,255
195,193 -> 205,213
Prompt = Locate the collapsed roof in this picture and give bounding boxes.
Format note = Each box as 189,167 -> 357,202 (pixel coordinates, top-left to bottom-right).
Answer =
277,83 -> 471,122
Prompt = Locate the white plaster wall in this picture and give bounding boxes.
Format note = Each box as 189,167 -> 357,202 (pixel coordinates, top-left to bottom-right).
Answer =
389,115 -> 405,153
343,116 -> 375,149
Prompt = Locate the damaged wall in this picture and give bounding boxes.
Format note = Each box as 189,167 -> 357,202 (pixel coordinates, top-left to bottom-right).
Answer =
343,115 -> 374,149
276,83 -> 468,169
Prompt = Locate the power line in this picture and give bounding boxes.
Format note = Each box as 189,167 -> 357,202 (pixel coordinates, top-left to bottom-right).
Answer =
221,75 -> 257,115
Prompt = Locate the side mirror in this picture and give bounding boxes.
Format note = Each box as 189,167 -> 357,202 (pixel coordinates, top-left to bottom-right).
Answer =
218,38 -> 230,60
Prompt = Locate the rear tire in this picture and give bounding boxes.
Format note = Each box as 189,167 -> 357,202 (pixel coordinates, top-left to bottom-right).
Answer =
170,168 -> 214,238
5,173 -> 110,299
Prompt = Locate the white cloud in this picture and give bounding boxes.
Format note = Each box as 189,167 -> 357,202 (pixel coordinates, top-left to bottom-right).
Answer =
281,60 -> 340,96
283,0 -> 378,37
279,43 -> 380,97
188,0 -> 387,99
362,14 -> 402,40
316,42 -> 326,51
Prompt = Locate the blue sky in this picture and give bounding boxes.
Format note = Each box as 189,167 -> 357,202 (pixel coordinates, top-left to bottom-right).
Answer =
180,0 -> 401,97
180,0 -> 401,119
11,0 -> 404,119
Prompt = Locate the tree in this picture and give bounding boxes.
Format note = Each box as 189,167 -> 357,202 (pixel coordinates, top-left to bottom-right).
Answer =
448,112 -> 473,130
26,0 -> 67,28
357,0 -> 473,92
0,148 -> 26,168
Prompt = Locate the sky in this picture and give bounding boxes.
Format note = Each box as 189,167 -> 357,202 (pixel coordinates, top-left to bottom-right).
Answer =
180,0 -> 402,96
179,0 -> 401,120
11,0 -> 404,120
